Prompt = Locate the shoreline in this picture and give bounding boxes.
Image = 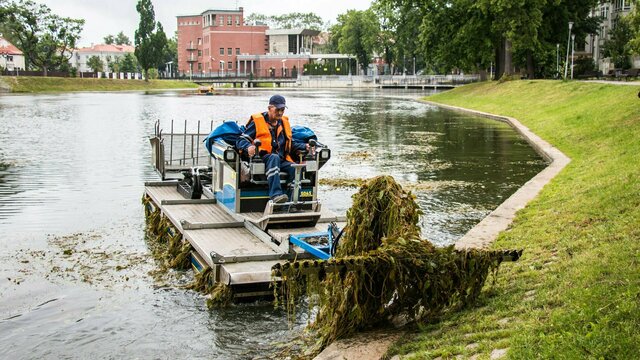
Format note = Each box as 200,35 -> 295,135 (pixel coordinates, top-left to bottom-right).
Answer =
315,89 -> 572,360
318,80 -> 640,359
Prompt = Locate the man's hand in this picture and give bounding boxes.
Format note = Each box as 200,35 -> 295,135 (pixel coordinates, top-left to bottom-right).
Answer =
247,145 -> 256,157
305,143 -> 315,156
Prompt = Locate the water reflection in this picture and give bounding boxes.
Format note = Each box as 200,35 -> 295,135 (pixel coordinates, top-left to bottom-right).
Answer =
0,89 -> 545,358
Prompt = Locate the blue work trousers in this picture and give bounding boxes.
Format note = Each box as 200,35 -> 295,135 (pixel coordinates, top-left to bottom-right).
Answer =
263,154 -> 295,198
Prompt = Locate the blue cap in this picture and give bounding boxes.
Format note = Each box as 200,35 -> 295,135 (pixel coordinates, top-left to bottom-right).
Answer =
269,94 -> 287,109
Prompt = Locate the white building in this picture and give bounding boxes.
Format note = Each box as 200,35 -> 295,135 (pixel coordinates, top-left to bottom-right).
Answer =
0,36 -> 26,71
585,1 -> 638,72
70,44 -> 135,72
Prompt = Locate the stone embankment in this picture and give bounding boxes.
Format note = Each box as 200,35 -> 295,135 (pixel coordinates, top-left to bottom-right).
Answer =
314,100 -> 571,360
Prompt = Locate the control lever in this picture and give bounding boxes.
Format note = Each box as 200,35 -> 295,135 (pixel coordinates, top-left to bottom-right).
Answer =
253,139 -> 261,159
307,139 -> 317,159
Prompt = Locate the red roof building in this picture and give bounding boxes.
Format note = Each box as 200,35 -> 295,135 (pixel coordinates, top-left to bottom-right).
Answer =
70,43 -> 135,72
0,36 -> 26,71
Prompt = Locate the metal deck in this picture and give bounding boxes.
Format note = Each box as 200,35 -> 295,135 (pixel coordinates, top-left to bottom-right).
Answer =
145,183 -> 345,287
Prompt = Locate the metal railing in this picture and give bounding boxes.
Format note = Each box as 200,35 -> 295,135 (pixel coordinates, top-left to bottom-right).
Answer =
376,74 -> 480,86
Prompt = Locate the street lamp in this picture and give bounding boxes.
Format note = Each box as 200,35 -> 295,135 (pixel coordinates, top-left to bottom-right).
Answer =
403,55 -> 406,76
564,21 -> 573,80
571,34 -> 576,79
556,44 -> 560,78
281,59 -> 287,78
413,56 -> 416,76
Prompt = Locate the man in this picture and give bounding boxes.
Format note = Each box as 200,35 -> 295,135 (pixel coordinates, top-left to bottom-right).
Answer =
236,95 -> 308,204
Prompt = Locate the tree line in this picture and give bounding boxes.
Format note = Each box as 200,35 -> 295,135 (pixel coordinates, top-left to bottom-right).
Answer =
0,0 -> 175,80
2,0 -> 638,79
325,0 -> 640,78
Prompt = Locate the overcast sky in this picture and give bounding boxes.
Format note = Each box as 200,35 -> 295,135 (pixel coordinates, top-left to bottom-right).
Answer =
32,0 -> 373,47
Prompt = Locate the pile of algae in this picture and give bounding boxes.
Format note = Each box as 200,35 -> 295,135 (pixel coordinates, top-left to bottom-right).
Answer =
274,176 -> 508,356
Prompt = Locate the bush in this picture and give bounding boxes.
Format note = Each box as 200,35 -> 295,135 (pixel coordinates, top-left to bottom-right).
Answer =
573,56 -> 596,76
147,68 -> 158,80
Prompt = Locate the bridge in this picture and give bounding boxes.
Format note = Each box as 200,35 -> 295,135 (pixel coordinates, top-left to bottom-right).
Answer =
192,77 -> 298,88
182,74 -> 480,89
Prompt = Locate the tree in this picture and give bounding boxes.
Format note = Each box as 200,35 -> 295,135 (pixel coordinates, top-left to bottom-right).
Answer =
114,31 -> 131,45
158,31 -> 177,76
333,9 -> 380,73
602,16 -> 634,69
628,0 -> 640,54
105,31 -> 131,45
246,12 -> 325,30
87,55 -> 104,72
376,0 -> 598,78
0,0 -> 84,75
120,53 -> 139,73
134,0 -> 166,80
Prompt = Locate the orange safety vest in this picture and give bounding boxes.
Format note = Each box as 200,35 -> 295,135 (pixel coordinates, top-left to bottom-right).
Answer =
249,113 -> 294,162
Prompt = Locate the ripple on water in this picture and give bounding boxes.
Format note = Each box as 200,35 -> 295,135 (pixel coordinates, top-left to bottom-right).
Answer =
0,89 -> 547,358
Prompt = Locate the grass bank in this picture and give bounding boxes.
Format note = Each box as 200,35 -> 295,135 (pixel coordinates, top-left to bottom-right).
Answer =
0,76 -> 198,93
391,81 -> 640,359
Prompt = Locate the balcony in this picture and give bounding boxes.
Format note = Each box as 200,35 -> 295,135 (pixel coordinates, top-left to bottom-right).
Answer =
186,55 -> 198,62
186,44 -> 197,51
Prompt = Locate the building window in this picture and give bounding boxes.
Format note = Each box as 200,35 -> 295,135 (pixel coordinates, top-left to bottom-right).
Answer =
236,48 -> 240,55
227,16 -> 232,25
228,61 -> 233,70
198,50 -> 202,57
235,16 -> 240,26
197,38 -> 202,45
198,63 -> 202,71
219,16 -> 224,26
7,55 -> 13,62
220,48 -> 224,55
227,47 -> 232,55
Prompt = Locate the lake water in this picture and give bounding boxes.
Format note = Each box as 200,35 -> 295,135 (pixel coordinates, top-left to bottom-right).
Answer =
0,89 -> 546,359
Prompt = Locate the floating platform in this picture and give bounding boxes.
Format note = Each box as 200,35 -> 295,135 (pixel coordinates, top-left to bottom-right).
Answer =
144,181 -> 345,298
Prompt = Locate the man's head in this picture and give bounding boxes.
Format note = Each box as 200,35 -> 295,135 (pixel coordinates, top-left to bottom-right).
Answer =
267,94 -> 286,121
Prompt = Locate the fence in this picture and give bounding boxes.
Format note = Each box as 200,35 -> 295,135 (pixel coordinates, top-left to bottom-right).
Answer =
0,70 -> 143,79
376,74 -> 480,86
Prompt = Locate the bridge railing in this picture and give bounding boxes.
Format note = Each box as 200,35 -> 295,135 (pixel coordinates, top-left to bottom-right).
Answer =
376,74 -> 480,86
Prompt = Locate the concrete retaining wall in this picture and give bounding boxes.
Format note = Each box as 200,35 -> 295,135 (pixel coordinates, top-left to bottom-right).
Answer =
420,101 -> 571,250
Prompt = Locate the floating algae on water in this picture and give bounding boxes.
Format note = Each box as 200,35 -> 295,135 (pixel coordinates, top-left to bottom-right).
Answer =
320,177 -> 471,192
142,195 -> 193,272
274,176 -> 510,357
142,195 -> 233,308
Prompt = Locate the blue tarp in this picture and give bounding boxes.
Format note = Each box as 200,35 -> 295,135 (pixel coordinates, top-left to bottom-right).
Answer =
291,125 -> 318,143
203,121 -> 245,155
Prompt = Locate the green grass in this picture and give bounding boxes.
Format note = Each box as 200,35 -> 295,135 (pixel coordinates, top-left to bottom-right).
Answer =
0,76 -> 198,92
390,80 -> 640,359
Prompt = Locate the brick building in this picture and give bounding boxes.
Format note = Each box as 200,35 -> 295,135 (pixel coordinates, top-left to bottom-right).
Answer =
177,8 -> 322,78
177,8 -> 269,77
